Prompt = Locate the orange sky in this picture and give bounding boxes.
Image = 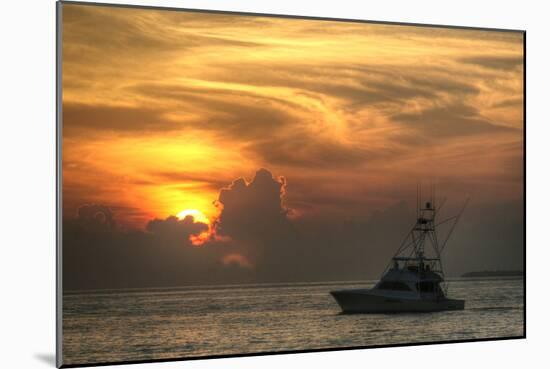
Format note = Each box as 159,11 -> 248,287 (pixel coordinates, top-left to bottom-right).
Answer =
62,4 -> 524,230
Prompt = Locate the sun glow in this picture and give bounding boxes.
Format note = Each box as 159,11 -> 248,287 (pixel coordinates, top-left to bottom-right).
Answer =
177,209 -> 210,224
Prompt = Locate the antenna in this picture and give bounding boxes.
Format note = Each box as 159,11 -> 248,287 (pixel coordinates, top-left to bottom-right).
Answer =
416,182 -> 420,219
433,183 -> 436,210
419,184 -> 422,212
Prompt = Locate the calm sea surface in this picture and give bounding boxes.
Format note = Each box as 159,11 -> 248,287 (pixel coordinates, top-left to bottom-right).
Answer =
63,278 -> 524,366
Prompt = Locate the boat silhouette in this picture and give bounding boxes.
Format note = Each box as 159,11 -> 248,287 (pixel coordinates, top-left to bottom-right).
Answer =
331,186 -> 467,313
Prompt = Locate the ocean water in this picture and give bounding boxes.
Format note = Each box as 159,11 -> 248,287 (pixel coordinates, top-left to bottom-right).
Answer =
63,278 -> 524,366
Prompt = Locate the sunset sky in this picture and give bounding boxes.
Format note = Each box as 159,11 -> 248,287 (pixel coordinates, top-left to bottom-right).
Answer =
61,4 -> 524,289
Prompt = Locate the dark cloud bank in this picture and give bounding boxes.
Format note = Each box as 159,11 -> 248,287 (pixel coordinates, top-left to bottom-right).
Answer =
63,169 -> 524,291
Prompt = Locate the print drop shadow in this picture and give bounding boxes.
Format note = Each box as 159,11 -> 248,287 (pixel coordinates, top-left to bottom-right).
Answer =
34,353 -> 56,367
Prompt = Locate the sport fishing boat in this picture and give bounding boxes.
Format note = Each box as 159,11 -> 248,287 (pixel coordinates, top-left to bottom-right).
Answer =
331,188 -> 467,313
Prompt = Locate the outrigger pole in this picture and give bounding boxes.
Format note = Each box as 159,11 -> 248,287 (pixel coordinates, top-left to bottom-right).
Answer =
440,197 -> 469,253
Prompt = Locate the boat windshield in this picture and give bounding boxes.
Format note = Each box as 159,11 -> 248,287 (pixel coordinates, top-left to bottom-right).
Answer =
416,281 -> 444,296
377,281 -> 411,291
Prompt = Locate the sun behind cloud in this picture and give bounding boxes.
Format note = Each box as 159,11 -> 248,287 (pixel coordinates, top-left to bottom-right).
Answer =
177,209 -> 210,224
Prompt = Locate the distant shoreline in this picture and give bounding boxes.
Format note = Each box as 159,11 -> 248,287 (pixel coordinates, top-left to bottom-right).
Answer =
461,270 -> 524,278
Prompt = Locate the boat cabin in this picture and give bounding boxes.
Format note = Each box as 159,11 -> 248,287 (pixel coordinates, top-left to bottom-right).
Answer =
373,257 -> 445,298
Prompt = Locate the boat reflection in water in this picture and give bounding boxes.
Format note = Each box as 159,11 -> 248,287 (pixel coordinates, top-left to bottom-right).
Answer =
331,188 -> 467,313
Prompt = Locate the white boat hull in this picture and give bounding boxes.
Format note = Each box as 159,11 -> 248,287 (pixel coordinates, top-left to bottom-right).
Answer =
331,289 -> 465,313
